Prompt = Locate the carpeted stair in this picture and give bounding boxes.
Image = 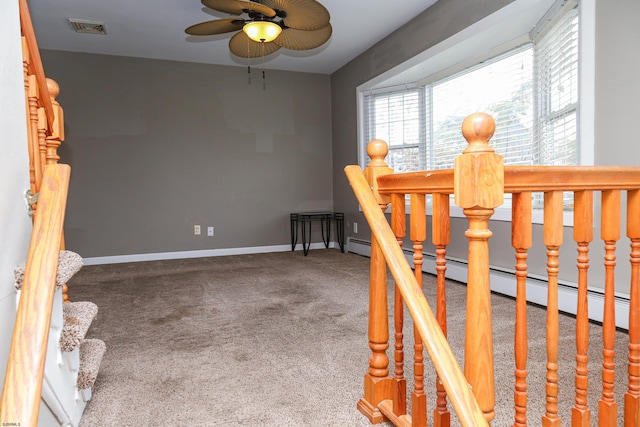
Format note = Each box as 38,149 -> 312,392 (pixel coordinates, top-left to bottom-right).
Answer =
14,250 -> 106,426
76,339 -> 107,402
61,301 -> 99,353
60,300 -> 105,397
14,249 -> 84,292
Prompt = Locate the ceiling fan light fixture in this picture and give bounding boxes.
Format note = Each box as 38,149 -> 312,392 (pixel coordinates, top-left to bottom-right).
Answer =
243,21 -> 281,43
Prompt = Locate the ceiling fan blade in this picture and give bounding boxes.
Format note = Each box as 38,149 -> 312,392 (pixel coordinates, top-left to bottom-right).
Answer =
274,24 -> 331,50
262,0 -> 330,30
185,18 -> 245,35
229,31 -> 281,58
201,0 -> 276,18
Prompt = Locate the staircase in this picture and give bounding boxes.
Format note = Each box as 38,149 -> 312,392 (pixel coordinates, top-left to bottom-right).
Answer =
14,250 -> 106,427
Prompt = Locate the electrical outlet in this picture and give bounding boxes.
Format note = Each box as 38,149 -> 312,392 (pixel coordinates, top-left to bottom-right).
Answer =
207,226 -> 214,237
353,222 -> 358,234
194,225 -> 201,235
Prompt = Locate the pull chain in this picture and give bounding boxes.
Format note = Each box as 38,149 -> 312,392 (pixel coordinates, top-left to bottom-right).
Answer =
247,41 -> 251,84
261,42 -> 267,90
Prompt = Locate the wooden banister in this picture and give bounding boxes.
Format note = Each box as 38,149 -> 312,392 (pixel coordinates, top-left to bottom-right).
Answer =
0,164 -> 71,427
19,0 -> 70,301
376,167 -> 640,196
350,111 -> 640,426
345,163 -> 489,427
18,0 -> 54,132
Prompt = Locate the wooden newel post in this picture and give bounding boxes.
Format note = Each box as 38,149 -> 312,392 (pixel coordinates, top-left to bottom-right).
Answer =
45,78 -> 64,166
454,112 -> 503,423
357,139 -> 394,424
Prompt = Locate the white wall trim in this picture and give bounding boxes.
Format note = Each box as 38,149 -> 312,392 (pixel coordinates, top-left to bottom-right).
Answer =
347,237 -> 630,331
82,242 -> 341,265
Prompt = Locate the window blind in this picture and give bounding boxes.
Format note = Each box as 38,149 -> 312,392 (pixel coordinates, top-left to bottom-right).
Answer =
362,0 -> 579,185
428,46 -> 534,169
534,3 -> 579,166
363,87 -> 426,172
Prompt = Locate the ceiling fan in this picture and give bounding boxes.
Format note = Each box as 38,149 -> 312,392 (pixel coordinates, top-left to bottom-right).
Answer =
185,0 -> 332,59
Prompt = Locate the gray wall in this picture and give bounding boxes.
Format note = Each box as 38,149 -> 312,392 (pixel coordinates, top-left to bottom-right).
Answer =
41,51 -> 333,258
331,0 -> 514,257
594,0 -> 640,166
331,0 -> 640,294
37,0 -> 640,291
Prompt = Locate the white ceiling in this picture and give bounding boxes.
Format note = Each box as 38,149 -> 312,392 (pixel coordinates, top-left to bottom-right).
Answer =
27,0 -> 439,75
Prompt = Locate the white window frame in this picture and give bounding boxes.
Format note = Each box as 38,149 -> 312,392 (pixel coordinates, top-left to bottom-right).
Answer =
356,0 -> 595,225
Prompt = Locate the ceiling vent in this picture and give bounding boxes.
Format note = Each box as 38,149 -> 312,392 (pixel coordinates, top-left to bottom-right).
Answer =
69,19 -> 108,35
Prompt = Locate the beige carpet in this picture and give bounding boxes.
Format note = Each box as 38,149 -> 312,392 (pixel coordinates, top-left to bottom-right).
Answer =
68,249 -> 629,426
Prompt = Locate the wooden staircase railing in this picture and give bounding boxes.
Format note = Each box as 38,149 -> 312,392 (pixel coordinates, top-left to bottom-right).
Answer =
0,164 -> 71,427
0,1 -> 73,425
346,112 -> 640,426
345,144 -> 488,426
19,0 -> 70,304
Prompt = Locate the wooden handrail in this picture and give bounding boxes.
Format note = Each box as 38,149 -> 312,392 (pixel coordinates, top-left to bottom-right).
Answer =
345,164 -> 489,427
0,164 -> 71,427
376,166 -> 640,195
18,0 -> 54,133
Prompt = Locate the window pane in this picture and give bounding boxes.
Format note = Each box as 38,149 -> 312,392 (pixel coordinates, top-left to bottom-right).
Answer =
361,1 -> 580,211
387,147 -> 421,172
541,110 -> 577,166
431,48 -> 534,168
534,6 -> 579,166
364,88 -> 425,171
536,9 -> 579,118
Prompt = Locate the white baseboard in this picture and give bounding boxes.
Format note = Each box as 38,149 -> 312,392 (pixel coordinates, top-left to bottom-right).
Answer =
347,237 -> 630,331
82,242 -> 341,266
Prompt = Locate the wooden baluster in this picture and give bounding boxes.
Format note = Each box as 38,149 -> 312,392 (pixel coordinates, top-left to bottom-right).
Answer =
357,140 -> 394,424
45,78 -> 64,166
22,37 -> 39,200
454,112 -> 503,423
37,107 -> 48,189
542,190 -> 563,426
511,192 -> 532,427
625,189 -> 640,426
28,76 -> 42,191
599,190 -> 620,426
22,36 -> 30,98
391,193 -> 407,416
573,190 -> 593,426
410,193 -> 427,427
432,192 -> 451,427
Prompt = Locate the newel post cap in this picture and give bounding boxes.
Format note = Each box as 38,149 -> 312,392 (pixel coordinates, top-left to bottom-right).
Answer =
364,139 -> 393,205
454,113 -> 504,209
46,78 -> 64,142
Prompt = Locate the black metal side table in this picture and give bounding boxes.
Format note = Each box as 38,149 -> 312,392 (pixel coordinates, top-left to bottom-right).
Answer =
290,211 -> 345,256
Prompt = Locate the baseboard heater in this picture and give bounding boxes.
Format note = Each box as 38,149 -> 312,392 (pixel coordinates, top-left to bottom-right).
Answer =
347,237 -> 630,331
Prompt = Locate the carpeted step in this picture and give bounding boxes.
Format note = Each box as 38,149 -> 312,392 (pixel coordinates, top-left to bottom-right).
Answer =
60,301 -> 98,353
14,249 -> 83,291
77,339 -> 106,392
